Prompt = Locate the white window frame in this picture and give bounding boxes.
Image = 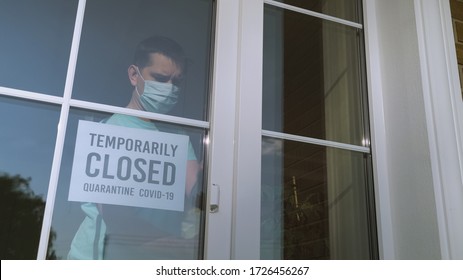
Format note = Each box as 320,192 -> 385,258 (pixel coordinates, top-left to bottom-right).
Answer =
413,0 -> 463,259
205,0 -> 264,260
208,0 -> 375,259
363,0 -> 463,259
211,0 -> 463,260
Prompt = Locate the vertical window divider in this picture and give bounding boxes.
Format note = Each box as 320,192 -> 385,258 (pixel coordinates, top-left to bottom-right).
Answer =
37,0 -> 87,260
204,0 -> 241,260
231,0 -> 264,259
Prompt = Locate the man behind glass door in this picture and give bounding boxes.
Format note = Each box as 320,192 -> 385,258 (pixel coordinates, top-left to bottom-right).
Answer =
68,36 -> 201,259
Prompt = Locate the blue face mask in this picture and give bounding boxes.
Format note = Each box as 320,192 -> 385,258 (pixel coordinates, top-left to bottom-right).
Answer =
135,68 -> 179,114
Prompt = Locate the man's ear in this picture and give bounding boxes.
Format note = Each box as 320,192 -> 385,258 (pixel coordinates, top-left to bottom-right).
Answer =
128,65 -> 139,86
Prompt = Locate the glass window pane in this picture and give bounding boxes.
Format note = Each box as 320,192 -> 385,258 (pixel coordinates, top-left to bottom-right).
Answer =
263,5 -> 366,146
261,137 -> 374,259
271,0 -> 361,23
0,96 -> 60,259
48,108 -> 206,259
72,0 -> 214,121
0,0 -> 78,95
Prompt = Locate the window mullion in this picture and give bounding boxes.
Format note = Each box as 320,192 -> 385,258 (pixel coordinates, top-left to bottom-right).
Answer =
231,0 -> 264,260
37,0 -> 87,260
203,0 -> 241,260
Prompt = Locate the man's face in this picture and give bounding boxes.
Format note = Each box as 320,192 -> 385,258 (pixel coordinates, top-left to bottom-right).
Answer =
136,52 -> 183,92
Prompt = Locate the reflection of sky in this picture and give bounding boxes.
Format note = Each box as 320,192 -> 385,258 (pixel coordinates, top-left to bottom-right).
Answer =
0,0 -> 77,95
1,0 -> 214,259
262,137 -> 283,156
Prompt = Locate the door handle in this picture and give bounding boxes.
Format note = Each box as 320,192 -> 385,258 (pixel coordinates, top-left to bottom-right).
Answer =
210,183 -> 220,213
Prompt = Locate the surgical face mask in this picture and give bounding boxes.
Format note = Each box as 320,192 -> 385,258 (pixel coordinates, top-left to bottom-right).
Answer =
135,67 -> 179,114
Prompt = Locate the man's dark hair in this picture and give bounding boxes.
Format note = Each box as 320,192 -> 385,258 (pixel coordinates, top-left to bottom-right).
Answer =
133,36 -> 186,72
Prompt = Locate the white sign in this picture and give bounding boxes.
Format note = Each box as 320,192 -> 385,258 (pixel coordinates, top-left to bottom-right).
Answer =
68,120 -> 188,211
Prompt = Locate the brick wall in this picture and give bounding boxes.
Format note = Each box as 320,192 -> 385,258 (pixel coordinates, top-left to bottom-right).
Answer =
450,0 -> 463,96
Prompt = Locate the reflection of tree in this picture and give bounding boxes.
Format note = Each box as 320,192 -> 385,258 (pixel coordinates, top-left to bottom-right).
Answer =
0,172 -> 57,259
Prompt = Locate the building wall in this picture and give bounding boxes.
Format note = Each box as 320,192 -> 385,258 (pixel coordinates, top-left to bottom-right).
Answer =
450,0 -> 463,94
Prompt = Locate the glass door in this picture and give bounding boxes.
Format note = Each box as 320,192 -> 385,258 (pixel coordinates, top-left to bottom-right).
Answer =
228,0 -> 378,259
0,0 -> 216,260
0,0 -> 378,260
45,0 -> 215,260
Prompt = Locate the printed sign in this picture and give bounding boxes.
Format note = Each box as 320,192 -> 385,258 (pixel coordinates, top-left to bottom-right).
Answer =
68,120 -> 188,211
